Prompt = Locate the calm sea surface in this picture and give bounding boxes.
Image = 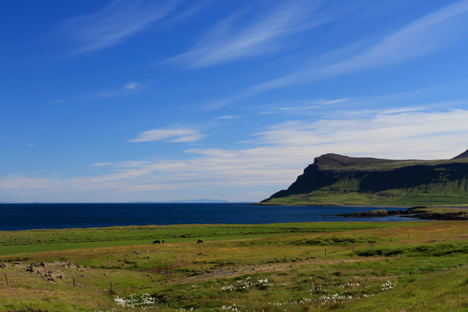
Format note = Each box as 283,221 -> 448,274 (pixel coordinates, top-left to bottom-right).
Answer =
0,203 -> 419,231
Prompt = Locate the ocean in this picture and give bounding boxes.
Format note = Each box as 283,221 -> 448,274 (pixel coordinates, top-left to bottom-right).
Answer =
0,203 -> 418,231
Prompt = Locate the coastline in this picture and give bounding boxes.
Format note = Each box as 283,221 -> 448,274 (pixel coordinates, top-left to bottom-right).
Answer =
330,206 -> 468,221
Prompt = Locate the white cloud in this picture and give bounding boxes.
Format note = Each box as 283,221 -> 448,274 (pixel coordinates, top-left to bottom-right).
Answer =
252,1 -> 468,92
216,115 -> 242,120
6,108 -> 468,201
124,82 -> 141,90
255,109 -> 468,159
92,82 -> 144,99
128,129 -> 204,143
72,109 -> 468,193
319,98 -> 350,105
93,162 -> 112,166
0,175 -> 49,189
208,1 -> 468,108
169,0 -> 353,68
62,0 -> 177,54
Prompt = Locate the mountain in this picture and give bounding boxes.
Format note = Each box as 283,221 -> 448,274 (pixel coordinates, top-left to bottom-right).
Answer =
164,199 -> 231,204
260,149 -> 468,206
130,199 -> 231,204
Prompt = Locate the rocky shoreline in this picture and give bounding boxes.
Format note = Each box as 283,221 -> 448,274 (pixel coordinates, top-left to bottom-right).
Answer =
334,207 -> 468,221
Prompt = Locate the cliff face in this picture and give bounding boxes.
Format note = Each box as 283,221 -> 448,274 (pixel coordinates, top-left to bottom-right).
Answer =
261,151 -> 468,206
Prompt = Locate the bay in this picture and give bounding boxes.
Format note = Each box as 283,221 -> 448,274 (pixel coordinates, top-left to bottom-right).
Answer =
0,203 -> 418,231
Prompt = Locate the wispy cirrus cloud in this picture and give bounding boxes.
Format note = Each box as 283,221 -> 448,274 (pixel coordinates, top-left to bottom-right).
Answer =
92,82 -> 144,99
169,0 -> 355,68
93,162 -> 112,167
216,115 -> 242,120
252,0 -> 468,92
0,175 -> 49,189
128,129 -> 204,143
61,0 -> 178,54
209,1 -> 468,108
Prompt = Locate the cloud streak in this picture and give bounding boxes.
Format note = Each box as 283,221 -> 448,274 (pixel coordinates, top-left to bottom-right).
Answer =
169,0 -> 353,68
128,129 -> 205,143
73,109 -> 468,193
92,82 -> 144,99
4,108 -> 468,201
207,1 -> 468,108
252,0 -> 468,92
62,0 -> 177,54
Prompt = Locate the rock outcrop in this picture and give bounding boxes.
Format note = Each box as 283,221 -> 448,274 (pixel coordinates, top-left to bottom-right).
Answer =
261,150 -> 468,206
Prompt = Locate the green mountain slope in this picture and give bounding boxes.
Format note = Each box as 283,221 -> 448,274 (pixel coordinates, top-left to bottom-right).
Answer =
260,150 -> 468,206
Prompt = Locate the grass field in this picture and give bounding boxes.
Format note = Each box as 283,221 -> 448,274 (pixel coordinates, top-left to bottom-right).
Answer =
261,190 -> 468,206
2,221 -> 468,311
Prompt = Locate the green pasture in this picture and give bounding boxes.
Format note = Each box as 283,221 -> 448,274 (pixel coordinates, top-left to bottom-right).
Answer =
1,221 -> 468,311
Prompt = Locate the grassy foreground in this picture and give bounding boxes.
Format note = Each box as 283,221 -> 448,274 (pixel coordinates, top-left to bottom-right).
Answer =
1,221 -> 468,311
260,190 -> 468,206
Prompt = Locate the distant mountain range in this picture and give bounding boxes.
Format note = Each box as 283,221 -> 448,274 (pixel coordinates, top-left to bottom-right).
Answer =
130,199 -> 232,204
0,200 -> 242,204
260,149 -> 468,206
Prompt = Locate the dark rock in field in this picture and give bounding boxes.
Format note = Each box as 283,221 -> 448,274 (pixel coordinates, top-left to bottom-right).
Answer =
144,256 -> 150,259
40,262 -> 47,268
1,263 -> 7,269
14,262 -> 22,265
81,274 -> 85,277
53,261 -> 61,264
103,273 -> 108,276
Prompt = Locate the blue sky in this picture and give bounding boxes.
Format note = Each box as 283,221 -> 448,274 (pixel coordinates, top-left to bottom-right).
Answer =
2,0 -> 468,203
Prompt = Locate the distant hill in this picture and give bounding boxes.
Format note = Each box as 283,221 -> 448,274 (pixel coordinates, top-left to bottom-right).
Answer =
130,199 -> 231,204
260,149 -> 468,206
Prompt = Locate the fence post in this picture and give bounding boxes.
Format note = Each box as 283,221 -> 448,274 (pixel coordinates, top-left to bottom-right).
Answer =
5,273 -> 8,287
110,282 -> 113,295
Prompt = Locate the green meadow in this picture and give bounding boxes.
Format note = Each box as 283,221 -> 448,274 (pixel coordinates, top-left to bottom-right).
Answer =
2,221 -> 468,311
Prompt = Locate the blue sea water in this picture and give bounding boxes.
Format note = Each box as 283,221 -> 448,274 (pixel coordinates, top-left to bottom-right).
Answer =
0,203 -> 418,231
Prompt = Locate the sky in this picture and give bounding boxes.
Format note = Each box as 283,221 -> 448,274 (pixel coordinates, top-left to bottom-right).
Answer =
1,0 -> 468,203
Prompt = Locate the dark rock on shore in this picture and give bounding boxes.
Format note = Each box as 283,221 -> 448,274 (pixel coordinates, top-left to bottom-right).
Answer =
335,207 -> 468,221
335,209 -> 410,218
